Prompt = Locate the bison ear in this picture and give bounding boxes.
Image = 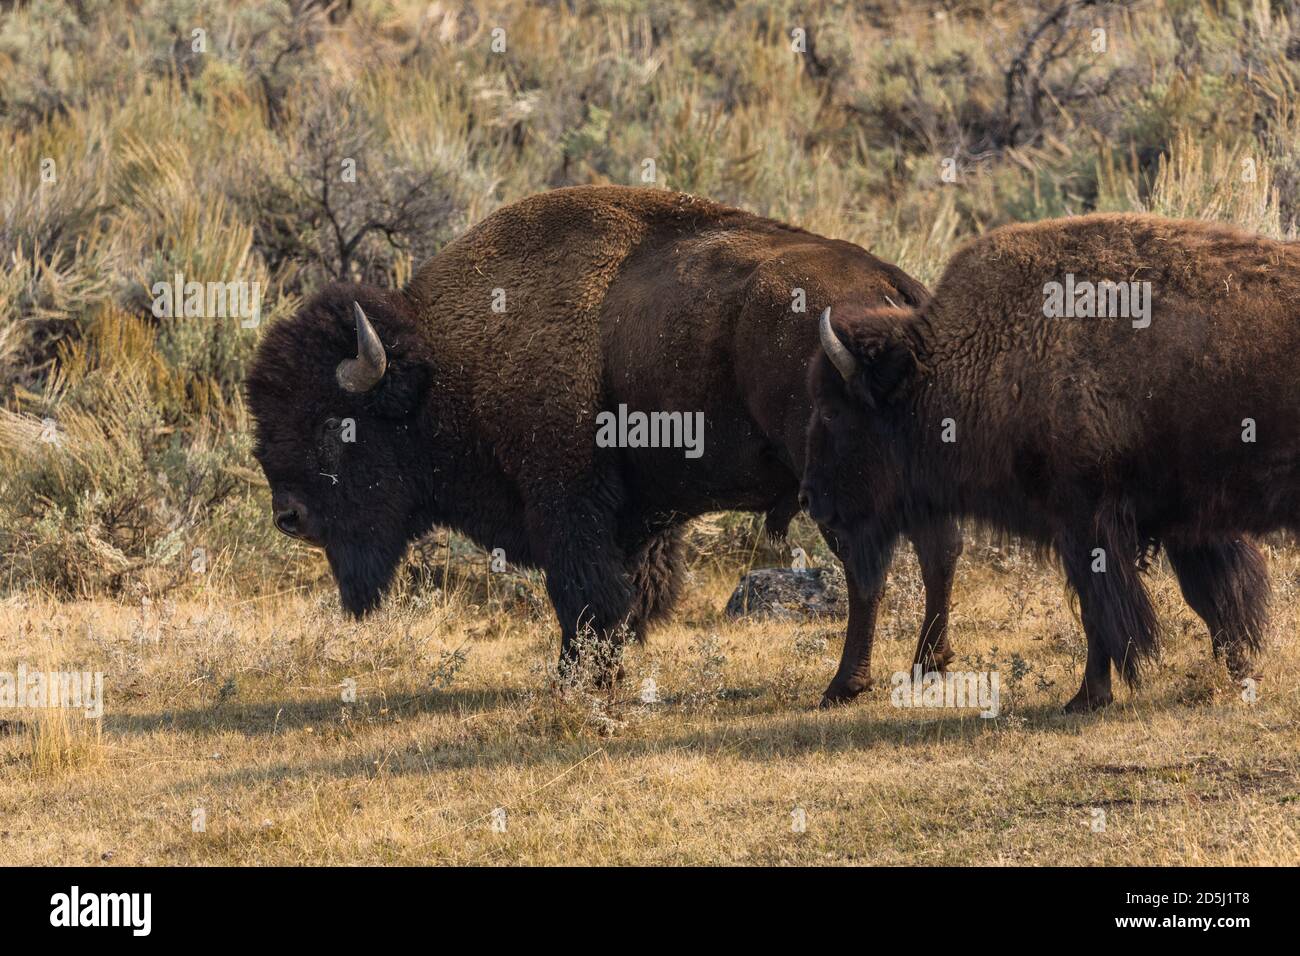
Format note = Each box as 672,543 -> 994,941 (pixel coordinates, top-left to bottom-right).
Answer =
850,330 -> 917,410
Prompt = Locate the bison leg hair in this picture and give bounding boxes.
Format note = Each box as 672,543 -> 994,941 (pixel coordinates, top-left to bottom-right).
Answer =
1058,522 -> 1161,713
1167,538 -> 1269,680
909,519 -> 962,673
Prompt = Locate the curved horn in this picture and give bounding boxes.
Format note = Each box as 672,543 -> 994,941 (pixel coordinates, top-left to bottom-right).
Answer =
819,307 -> 858,381
336,302 -> 388,393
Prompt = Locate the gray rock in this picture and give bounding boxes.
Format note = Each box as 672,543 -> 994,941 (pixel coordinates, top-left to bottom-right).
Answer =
724,566 -> 847,621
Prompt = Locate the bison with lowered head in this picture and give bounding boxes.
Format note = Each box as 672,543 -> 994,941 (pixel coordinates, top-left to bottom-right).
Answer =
246,185 -> 961,703
803,213 -> 1297,712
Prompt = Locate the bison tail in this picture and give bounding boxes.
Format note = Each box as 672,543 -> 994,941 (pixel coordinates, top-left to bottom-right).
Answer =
625,526 -> 685,640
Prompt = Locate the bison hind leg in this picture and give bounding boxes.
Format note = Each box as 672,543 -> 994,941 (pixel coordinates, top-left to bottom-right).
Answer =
625,525 -> 685,641
1167,537 -> 1269,679
1059,518 -> 1161,709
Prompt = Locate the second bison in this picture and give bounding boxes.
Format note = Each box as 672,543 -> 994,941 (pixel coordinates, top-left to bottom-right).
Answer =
802,213 -> 1298,711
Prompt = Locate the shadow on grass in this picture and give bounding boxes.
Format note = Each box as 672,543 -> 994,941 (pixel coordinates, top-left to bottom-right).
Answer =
103,687 -> 526,737
137,688 -> 1104,796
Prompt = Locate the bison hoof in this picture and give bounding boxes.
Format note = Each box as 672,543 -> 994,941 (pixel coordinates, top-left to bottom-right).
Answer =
818,677 -> 871,709
1225,652 -> 1258,683
1063,686 -> 1112,714
913,647 -> 955,673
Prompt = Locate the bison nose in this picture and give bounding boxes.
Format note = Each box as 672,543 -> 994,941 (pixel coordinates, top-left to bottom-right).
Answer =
274,507 -> 301,537
799,484 -> 835,525
272,495 -> 308,538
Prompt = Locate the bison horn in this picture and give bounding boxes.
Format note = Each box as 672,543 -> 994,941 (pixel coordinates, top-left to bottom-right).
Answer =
819,307 -> 858,381
336,302 -> 388,393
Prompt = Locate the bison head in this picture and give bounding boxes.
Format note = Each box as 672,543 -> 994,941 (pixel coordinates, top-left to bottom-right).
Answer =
800,305 -> 920,544
246,284 -> 433,617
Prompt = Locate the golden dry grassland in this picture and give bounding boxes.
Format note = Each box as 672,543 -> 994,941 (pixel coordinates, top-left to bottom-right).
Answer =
3,542 -> 1296,866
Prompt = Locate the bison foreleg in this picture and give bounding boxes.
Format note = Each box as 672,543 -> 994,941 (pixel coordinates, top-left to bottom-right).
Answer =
909,518 -> 962,673
533,501 -> 636,687
818,524 -> 898,708
1167,537 -> 1269,681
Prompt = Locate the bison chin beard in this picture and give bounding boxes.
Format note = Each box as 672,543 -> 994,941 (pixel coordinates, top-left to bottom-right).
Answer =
326,536 -> 408,618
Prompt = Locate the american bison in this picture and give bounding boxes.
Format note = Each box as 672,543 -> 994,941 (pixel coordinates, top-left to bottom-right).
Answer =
801,213 -> 1295,712
246,185 -> 961,703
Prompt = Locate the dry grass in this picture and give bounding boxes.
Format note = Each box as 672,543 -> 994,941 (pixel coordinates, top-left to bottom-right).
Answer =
2,544 -> 1296,866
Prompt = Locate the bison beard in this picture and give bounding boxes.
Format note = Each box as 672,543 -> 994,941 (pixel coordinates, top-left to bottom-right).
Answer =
806,213 -> 1296,712
327,534 -> 410,618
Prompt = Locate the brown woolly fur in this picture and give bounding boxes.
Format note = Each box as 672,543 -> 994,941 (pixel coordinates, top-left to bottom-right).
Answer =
247,185 -> 960,694
804,214 -> 1295,713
